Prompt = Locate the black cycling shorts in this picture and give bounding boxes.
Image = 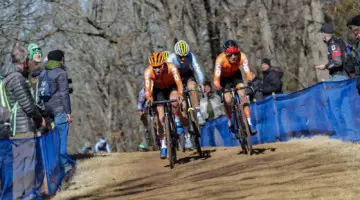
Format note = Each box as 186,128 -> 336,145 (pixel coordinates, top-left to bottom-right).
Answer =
153,85 -> 177,101
220,70 -> 243,89
180,70 -> 197,85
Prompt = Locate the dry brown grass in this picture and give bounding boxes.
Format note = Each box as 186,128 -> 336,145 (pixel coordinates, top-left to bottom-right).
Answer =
53,137 -> 360,200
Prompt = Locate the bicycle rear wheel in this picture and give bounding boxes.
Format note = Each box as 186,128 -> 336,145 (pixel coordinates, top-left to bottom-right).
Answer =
165,117 -> 176,169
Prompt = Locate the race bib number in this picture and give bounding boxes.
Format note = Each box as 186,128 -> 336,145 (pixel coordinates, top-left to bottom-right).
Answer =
215,64 -> 221,76
171,68 -> 180,81
145,79 -> 150,87
243,60 -> 249,72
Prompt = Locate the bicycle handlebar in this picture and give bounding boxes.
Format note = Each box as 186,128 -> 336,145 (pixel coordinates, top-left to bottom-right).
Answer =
152,99 -> 178,105
221,86 -> 251,93
220,86 -> 253,104
183,88 -> 198,93
183,85 -> 203,94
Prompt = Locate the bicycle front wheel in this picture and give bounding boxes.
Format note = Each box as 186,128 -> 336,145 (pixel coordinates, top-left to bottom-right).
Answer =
189,110 -> 202,157
234,106 -> 248,154
165,117 -> 176,169
149,116 -> 159,151
240,106 -> 252,155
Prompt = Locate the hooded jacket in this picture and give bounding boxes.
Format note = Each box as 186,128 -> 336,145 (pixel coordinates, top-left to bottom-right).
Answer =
43,60 -> 71,117
262,67 -> 283,97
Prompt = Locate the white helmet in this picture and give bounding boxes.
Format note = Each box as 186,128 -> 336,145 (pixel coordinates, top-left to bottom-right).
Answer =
174,40 -> 190,57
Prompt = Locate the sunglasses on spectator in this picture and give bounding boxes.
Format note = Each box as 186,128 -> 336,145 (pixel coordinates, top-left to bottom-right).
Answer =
32,48 -> 41,52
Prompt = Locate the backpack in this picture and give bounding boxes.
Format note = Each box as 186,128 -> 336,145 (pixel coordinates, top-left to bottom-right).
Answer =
0,73 -> 19,138
340,40 -> 357,74
38,70 -> 51,101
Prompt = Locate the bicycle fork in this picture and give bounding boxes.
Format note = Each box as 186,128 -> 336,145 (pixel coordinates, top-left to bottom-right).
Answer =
164,105 -> 177,146
185,93 -> 196,134
231,90 -> 242,139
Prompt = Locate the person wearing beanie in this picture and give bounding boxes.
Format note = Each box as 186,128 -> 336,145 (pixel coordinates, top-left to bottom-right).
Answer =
261,58 -> 283,97
28,43 -> 42,63
249,71 -> 264,101
199,80 -> 231,146
315,23 -> 349,81
43,49 -> 74,170
27,43 -> 43,90
347,14 -> 360,94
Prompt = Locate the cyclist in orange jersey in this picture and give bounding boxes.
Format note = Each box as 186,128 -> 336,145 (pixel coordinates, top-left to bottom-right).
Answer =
213,40 -> 256,134
144,51 -> 184,159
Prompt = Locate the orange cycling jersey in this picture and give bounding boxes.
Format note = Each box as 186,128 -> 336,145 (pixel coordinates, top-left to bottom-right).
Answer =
144,62 -> 184,100
213,52 -> 252,89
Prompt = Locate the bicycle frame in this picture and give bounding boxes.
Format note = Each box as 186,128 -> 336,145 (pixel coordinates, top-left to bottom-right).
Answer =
151,99 -> 178,168
183,88 -> 198,133
221,86 -> 253,155
183,87 -> 203,156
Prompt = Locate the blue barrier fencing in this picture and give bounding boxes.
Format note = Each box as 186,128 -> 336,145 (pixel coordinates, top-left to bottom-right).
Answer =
0,129 -> 75,199
201,79 -> 360,147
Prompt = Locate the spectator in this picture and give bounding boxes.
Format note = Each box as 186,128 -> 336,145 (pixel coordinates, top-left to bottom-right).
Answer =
347,14 -> 360,94
137,87 -> 149,146
26,45 -> 53,132
138,141 -> 148,152
81,141 -> 94,154
95,137 -> 111,153
26,43 -> 43,90
249,71 -> 264,101
316,23 -> 349,81
199,81 -> 232,146
0,42 -> 45,199
261,58 -> 283,97
43,50 -> 74,168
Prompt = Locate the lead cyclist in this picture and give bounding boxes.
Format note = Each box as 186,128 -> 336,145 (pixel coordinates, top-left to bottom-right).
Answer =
167,40 -> 206,149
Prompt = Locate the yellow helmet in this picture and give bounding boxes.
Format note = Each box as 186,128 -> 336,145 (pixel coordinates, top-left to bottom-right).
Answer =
148,51 -> 165,67
162,51 -> 170,61
174,40 -> 190,56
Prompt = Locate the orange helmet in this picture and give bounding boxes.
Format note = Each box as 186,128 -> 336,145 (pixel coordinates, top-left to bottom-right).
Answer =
149,51 -> 165,67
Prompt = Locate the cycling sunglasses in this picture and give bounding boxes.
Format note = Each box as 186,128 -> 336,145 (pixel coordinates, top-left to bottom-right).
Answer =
225,52 -> 240,58
152,65 -> 163,69
177,55 -> 188,59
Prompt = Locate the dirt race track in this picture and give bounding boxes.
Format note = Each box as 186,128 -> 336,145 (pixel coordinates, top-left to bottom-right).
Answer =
54,137 -> 360,200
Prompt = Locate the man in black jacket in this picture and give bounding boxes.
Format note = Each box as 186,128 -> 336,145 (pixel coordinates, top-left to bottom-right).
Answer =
261,58 -> 283,97
43,50 -> 74,168
249,71 -> 264,101
1,43 -> 44,199
316,23 -> 349,81
347,14 -> 360,94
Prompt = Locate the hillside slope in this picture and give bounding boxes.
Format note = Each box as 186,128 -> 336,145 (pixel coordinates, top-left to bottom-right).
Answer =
54,137 -> 360,200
